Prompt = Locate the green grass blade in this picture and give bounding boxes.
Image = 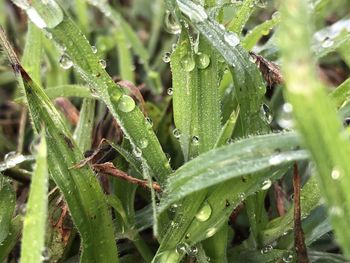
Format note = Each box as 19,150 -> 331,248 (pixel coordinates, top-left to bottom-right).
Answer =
0,216 -> 22,261
279,0 -> 350,257
0,30 -> 119,261
329,78 -> 350,109
227,0 -> 256,34
0,175 -> 15,243
159,132 -> 308,213
170,29 -> 198,160
242,13 -> 281,51
73,99 -> 95,152
115,29 -> 135,83
20,132 -> 48,263
13,0 -> 171,183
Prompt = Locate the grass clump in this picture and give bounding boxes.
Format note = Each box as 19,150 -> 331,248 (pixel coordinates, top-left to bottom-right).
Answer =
1,0 -> 350,262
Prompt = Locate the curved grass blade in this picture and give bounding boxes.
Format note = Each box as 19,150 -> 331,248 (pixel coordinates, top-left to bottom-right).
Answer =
279,0 -> 350,257
20,132 -> 48,263
242,13 -> 281,51
12,0 -> 172,183
227,0 -> 257,34
0,27 -> 119,262
0,175 -> 15,243
159,132 -> 308,214
0,216 -> 22,262
329,78 -> 350,109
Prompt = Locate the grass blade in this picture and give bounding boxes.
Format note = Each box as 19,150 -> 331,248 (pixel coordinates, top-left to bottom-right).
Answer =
20,132 -> 48,263
159,132 -> 308,213
0,175 -> 15,243
279,0 -> 350,257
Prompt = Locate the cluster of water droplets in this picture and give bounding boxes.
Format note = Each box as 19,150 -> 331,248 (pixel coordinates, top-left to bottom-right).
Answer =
176,242 -> 198,256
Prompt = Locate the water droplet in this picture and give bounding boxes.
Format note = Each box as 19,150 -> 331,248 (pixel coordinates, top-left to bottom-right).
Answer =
181,54 -> 195,72
260,244 -> 273,254
188,246 -> 198,256
191,136 -> 199,145
176,242 -> 188,254
145,117 -> 153,128
282,252 -> 293,263
162,52 -> 171,63
261,179 -> 272,190
170,220 -> 179,228
249,55 -> 257,63
329,206 -> 344,217
185,233 -> 191,239
118,95 -> 135,112
41,247 -> 50,261
331,167 -> 342,180
196,52 -> 210,69
59,54 -> 73,69
322,37 -> 334,48
260,104 -> 273,124
277,103 -> 294,129
4,151 -> 16,161
172,43 -> 178,51
169,204 -> 179,214
133,147 -> 142,158
139,138 -> 149,149
91,46 -> 98,54
99,59 -> 106,69
205,227 -> 217,238
195,202 -> 212,221
224,32 -> 240,47
164,10 -> 181,34
239,193 -> 246,200
173,128 -> 182,139
167,88 -> 173,95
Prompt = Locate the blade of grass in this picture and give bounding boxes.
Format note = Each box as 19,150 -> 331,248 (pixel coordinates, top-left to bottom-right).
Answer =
13,0 -> 172,183
227,0 -> 257,34
0,27 -> 119,262
329,78 -> 350,109
279,0 -> 350,257
0,175 -> 15,243
20,132 -> 48,263
0,216 -> 22,262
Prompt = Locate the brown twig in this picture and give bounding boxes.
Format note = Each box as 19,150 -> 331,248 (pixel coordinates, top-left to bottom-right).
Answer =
93,162 -> 161,192
293,163 -> 309,263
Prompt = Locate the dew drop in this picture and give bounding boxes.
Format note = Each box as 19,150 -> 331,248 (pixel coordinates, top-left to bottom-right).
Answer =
91,46 -> 98,54
162,52 -> 171,63
145,117 -> 153,128
167,88 -> 173,95
169,203 -> 179,214
260,104 -> 273,124
59,54 -> 73,70
118,95 -> 135,112
322,37 -> 334,48
195,202 -> 212,222
164,10 -> 181,34
133,147 -> 142,158
181,54 -> 195,72
282,253 -> 293,263
188,246 -> 198,256
331,167 -> 342,180
277,103 -> 294,129
196,52 -> 210,69
172,43 -> 178,51
249,55 -> 257,63
205,227 -> 217,238
173,128 -> 182,139
224,32 -> 240,47
191,135 -> 199,145
99,59 -> 107,69
260,244 -> 273,254
139,138 -> 149,149
176,242 -> 188,255
261,179 -> 272,190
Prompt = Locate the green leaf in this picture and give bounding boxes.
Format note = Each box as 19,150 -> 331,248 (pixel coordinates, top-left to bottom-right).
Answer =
329,78 -> 350,109
227,0 -> 257,34
20,132 -> 48,263
0,216 -> 22,262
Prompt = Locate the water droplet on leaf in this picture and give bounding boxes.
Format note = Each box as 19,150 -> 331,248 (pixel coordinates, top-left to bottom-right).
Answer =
195,202 -> 212,221
99,59 -> 106,69
167,88 -> 173,95
59,54 -> 73,69
162,52 -> 171,63
91,46 -> 98,54
164,10 -> 181,34
181,54 -> 195,72
173,128 -> 182,139
118,95 -> 135,112
224,32 -> 240,47
196,52 -> 210,69
261,179 -> 272,190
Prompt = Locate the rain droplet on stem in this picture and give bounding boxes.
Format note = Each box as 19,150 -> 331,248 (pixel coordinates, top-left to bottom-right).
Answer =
173,128 -> 182,139
162,52 -> 171,63
164,10 -> 181,34
118,95 -> 136,112
181,54 -> 195,72
99,59 -> 107,69
167,88 -> 173,96
224,32 -> 240,47
59,54 -> 73,69
196,52 -> 210,69
195,202 -> 212,221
